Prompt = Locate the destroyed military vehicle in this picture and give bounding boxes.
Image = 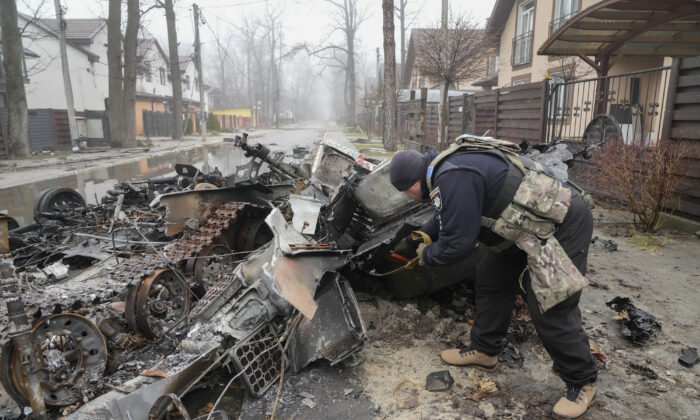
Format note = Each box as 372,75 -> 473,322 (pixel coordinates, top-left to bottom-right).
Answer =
1,134 -> 581,419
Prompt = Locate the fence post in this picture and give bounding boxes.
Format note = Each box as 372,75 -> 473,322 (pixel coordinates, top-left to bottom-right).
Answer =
540,77 -> 549,143
661,58 -> 680,140
493,88 -> 500,136
420,87 -> 428,142
461,93 -> 469,135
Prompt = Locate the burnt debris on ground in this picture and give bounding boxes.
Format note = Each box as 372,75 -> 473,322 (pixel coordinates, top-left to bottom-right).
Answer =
606,296 -> 661,344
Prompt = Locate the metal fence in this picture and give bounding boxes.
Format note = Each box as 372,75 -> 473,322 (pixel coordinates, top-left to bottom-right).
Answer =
544,66 -> 672,145
143,110 -> 172,137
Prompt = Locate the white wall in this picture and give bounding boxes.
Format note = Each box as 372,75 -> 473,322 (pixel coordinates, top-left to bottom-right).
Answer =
181,59 -> 209,112
20,17 -> 108,111
136,42 -> 172,98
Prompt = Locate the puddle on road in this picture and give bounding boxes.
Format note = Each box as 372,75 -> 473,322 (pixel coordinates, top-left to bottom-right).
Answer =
0,143 -> 251,226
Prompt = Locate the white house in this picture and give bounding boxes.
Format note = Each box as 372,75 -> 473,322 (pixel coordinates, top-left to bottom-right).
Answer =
134,39 -> 209,135
18,15 -> 109,112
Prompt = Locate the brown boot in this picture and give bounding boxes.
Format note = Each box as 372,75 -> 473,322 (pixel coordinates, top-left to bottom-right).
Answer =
553,383 -> 596,419
440,348 -> 498,371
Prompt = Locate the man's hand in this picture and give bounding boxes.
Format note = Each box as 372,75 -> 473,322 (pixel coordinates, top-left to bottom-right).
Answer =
416,242 -> 429,266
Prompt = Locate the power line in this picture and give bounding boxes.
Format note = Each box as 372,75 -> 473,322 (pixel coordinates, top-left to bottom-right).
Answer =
199,0 -> 268,9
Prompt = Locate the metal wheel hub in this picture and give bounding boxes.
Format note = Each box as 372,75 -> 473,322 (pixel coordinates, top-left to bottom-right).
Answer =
192,244 -> 235,290
126,268 -> 191,339
2,314 -> 107,407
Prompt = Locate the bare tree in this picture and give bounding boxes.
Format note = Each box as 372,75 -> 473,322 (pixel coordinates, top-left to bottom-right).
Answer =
382,0 -> 397,151
122,0 -> 139,147
0,0 -> 30,157
321,0 -> 368,127
414,15 -> 487,148
206,18 -> 239,110
394,0 -> 424,68
158,0 -> 182,140
261,3 -> 283,128
107,0 -> 123,147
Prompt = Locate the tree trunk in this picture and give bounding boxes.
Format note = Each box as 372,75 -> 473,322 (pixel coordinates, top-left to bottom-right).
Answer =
382,0 -> 397,151
122,0 -> 139,147
54,0 -> 78,148
107,0 -> 123,147
397,0 -> 406,70
0,0 -> 30,157
347,35 -> 356,127
164,0 -> 183,140
440,81 -> 448,150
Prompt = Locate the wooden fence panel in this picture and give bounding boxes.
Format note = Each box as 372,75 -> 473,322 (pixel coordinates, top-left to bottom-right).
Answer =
0,110 -> 7,159
51,109 -> 72,150
473,81 -> 546,143
143,110 -> 173,137
660,56 -> 700,220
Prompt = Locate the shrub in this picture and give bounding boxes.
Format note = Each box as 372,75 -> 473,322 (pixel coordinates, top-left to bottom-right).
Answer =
185,118 -> 194,135
584,139 -> 689,232
207,113 -> 221,131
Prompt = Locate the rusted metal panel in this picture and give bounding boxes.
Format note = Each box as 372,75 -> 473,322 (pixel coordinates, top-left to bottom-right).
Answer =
0,215 -> 9,253
156,184 -> 293,236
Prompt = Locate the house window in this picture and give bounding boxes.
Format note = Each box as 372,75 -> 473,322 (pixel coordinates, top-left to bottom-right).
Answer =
551,0 -> 579,34
548,71 -> 571,119
488,55 -> 499,76
159,67 -> 166,85
513,0 -> 534,66
0,48 -> 29,78
145,63 -> 152,82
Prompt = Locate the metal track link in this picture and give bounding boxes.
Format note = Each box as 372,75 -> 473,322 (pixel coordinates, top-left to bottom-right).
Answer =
189,273 -> 244,321
165,202 -> 248,262
110,254 -> 168,285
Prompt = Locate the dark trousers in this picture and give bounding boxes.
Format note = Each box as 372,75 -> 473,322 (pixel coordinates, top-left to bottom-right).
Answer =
470,194 -> 598,386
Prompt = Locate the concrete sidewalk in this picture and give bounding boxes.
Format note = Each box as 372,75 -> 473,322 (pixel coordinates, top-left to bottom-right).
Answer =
0,131 -> 271,189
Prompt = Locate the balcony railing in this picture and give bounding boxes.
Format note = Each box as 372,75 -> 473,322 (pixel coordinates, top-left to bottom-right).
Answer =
512,31 -> 533,66
549,11 -> 579,35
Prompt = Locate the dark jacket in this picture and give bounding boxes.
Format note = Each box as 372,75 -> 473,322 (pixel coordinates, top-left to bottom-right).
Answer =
419,151 -> 509,266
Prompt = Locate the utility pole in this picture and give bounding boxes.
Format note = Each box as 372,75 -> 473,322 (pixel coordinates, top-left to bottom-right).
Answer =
54,0 -> 79,150
442,0 -> 448,28
438,0 -> 448,148
193,3 -> 207,142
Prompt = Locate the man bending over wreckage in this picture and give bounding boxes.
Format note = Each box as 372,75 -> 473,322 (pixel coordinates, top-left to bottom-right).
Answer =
389,135 -> 597,419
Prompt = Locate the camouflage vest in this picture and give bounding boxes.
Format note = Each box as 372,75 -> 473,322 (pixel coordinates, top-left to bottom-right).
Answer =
426,135 -> 588,312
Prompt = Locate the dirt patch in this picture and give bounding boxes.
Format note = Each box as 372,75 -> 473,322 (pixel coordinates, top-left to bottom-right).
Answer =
347,208 -> 700,419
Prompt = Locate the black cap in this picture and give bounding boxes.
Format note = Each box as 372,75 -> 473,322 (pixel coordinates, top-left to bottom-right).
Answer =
389,150 -> 425,191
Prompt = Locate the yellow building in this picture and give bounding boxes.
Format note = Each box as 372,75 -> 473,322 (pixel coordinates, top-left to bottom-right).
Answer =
212,107 -> 257,130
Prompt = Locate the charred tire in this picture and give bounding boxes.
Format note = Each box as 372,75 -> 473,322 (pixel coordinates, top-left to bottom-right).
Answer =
0,340 -> 29,407
34,187 -> 86,217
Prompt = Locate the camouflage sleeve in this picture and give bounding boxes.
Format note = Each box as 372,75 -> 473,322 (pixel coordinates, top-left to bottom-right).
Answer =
422,168 -> 484,266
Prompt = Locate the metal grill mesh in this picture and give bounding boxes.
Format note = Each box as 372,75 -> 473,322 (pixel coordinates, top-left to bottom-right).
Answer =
230,323 -> 284,398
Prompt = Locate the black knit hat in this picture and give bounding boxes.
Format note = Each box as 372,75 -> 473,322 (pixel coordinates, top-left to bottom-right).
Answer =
389,150 -> 425,191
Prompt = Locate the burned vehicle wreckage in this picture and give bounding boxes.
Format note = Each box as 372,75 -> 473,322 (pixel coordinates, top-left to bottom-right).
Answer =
0,135 -> 585,419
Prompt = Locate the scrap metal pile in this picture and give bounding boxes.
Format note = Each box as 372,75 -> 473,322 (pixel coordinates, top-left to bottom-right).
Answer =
0,135 -> 586,419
